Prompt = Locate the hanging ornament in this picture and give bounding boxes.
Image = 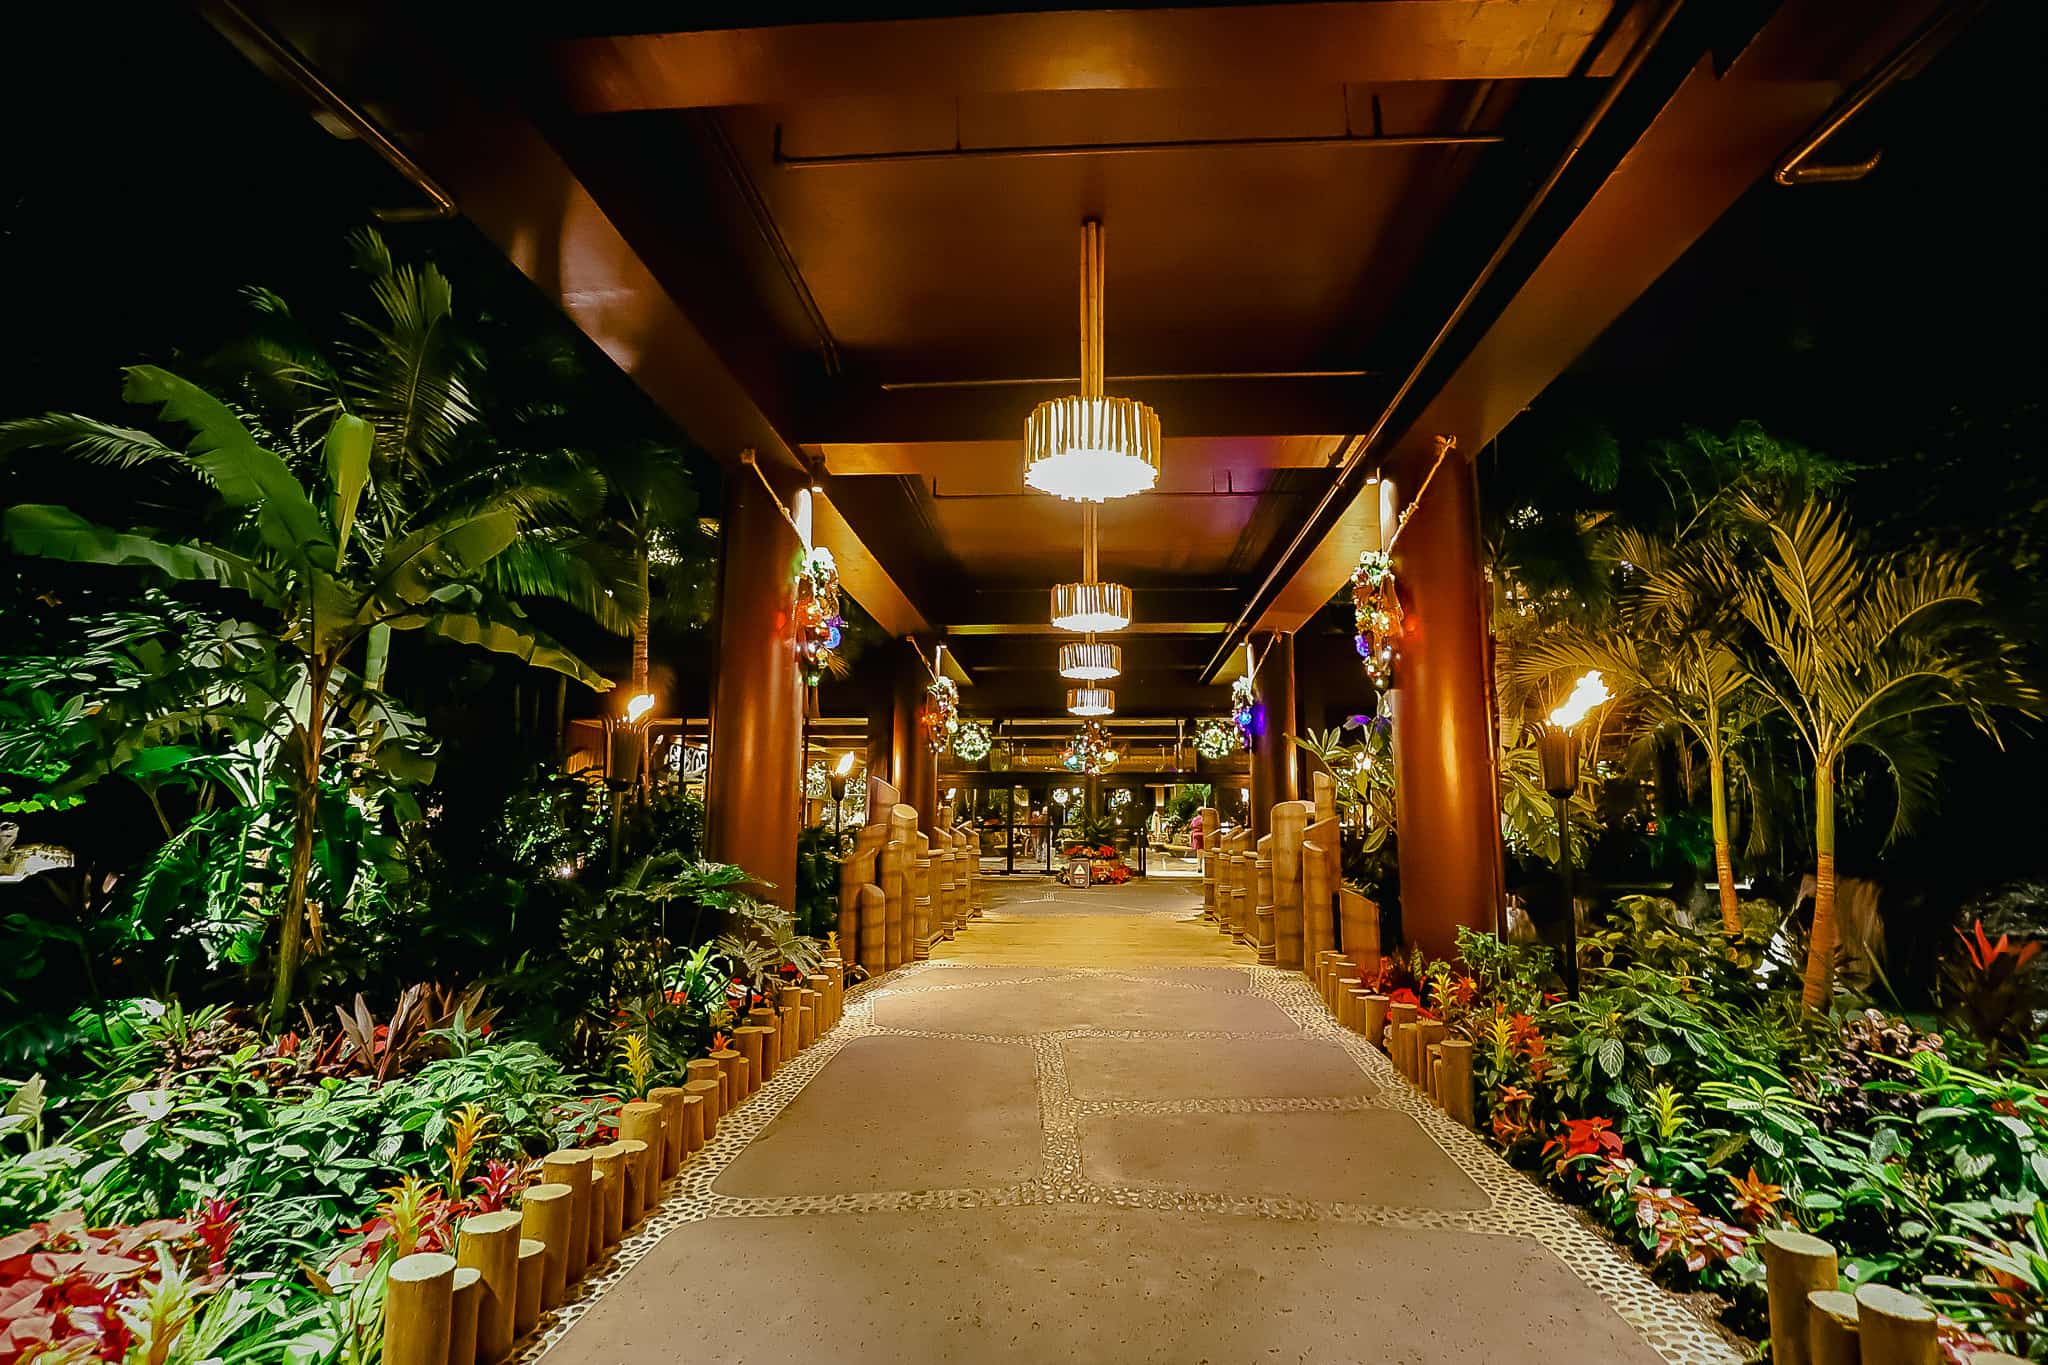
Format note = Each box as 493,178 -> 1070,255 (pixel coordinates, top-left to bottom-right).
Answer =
1230,675 -> 1257,750
953,721 -> 992,764
1350,550 -> 1402,688
1061,720 -> 1120,775
1193,718 -> 1238,761
794,546 -> 844,687
926,675 -> 961,753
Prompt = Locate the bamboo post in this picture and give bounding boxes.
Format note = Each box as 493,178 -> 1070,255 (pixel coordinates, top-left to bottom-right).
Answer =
381,1251 -> 455,1365
1765,1230 -> 1840,1365
1416,1019 -> 1446,1093
618,1103 -> 664,1205
778,986 -> 804,1056
1394,1022 -> 1418,1080
518,1183 -> 573,1310
711,1046 -> 744,1105
648,1087 -> 688,1179
1362,994 -> 1390,1046
539,1150 -> 592,1285
455,1208 -> 523,1364
1303,823 -> 1338,973
805,976 -> 830,1032
684,1078 -> 721,1141
1387,1000 -> 1418,1065
1425,1043 -> 1443,1103
1853,1285 -> 1936,1365
685,1059 -> 725,1126
733,1026 -> 769,1091
799,989 -> 820,1048
449,1266 -> 482,1365
1335,978 -> 1361,1029
1272,801 -> 1309,968
514,1238 -> 545,1339
584,1167 -> 607,1265
590,1144 -> 629,1249
614,1138 -> 650,1227
861,877 -> 889,974
673,1092 -> 700,1157
1440,1039 -> 1475,1128
749,1007 -> 784,1078
1806,1290 -> 1860,1365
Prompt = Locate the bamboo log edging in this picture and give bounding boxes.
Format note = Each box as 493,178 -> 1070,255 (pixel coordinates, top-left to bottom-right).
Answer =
448,1266 -> 482,1365
683,1079 -> 721,1142
683,1092 -> 706,1154
647,1087 -> 688,1179
539,1150 -> 592,1283
1765,1229 -> 1839,1365
1807,1290 -> 1860,1365
617,1103 -> 664,1213
518,1183 -> 573,1311
613,1138 -> 649,1228
514,1238 -> 545,1338
455,1208 -> 523,1363
685,1059 -> 724,1126
383,1252 -> 456,1365
733,1026 -> 770,1091
1854,1284 -> 1937,1364
1440,1039 -> 1475,1128
590,1145 -> 628,1249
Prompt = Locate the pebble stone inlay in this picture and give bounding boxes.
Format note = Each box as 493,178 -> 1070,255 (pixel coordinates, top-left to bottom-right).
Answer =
515,960 -> 1739,1365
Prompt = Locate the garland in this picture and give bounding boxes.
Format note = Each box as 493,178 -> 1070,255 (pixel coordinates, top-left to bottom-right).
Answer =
794,546 -> 844,687
926,675 -> 960,753
1230,675 -> 1257,750
1351,549 -> 1401,688
1061,720 -> 1119,775
951,720 -> 991,764
1193,718 -> 1238,761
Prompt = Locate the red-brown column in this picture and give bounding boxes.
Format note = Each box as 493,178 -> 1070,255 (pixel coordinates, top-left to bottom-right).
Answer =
705,471 -> 802,908
1248,631 -> 1298,842
891,641 -> 938,836
1390,448 -> 1503,959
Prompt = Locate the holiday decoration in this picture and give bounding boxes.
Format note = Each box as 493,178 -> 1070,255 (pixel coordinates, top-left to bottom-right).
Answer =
1350,549 -> 1401,688
926,675 -> 961,753
1060,721 -> 1119,775
795,546 -> 844,687
1230,675 -> 1257,750
1193,718 -> 1238,760
952,721 -> 992,764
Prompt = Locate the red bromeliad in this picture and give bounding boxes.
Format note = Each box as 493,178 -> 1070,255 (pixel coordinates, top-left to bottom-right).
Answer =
1542,1115 -> 1624,1179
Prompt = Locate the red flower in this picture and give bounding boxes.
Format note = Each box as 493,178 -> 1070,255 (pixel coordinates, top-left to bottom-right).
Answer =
1387,987 -> 1420,1008
1542,1116 -> 1624,1179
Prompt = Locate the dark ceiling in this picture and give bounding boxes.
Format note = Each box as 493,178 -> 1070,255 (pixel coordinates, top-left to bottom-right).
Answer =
200,0 -> 1961,717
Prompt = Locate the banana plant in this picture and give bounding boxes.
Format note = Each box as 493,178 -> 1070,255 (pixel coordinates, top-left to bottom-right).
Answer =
1,365 -> 611,1022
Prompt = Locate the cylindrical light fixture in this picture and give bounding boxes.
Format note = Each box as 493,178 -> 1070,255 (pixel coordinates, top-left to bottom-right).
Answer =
1066,687 -> 1116,717
1058,640 -> 1122,680
1051,581 -> 1132,633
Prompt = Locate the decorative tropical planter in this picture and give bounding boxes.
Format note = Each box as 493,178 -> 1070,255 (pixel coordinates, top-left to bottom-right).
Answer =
1062,843 -> 1132,885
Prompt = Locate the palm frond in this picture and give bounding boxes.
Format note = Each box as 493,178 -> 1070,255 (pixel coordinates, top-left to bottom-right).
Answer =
484,538 -> 641,636
0,412 -> 184,469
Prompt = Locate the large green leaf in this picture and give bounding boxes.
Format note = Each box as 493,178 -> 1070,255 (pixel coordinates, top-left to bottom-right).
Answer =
362,507 -> 519,613
388,609 -> 612,690
3,505 -> 283,606
119,365 -> 334,567
323,413 -> 372,566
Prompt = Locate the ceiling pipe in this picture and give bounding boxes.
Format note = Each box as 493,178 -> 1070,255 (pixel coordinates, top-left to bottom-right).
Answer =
201,1 -> 457,223
880,369 -> 1374,391
1773,1 -> 1981,186
1201,0 -> 1692,682
774,124 -> 1504,169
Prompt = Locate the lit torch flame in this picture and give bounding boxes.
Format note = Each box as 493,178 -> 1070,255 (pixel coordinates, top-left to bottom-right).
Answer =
1547,672 -> 1610,729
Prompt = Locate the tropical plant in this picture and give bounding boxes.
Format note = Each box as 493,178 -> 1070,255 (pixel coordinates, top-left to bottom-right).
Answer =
1,367 -> 613,1021
1735,495 -> 2041,1006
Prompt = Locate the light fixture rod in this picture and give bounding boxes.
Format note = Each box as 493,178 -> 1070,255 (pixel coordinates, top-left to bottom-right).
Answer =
1080,220 -> 1105,400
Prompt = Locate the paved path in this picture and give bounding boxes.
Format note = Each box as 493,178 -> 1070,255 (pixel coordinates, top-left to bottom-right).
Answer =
526,881 -> 1735,1365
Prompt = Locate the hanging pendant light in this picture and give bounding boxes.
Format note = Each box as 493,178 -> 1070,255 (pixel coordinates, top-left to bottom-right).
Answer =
1052,503 -> 1130,632
1058,639 -> 1122,680
1025,221 -> 1161,502
1067,687 -> 1116,718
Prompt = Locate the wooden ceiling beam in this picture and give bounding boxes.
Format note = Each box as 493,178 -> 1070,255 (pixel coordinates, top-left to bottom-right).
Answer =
548,2 -> 1646,112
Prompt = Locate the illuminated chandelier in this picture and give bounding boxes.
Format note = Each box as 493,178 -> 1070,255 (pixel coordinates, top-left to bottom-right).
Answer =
1025,220 -> 1161,502
1058,639 -> 1121,680
1066,686 -> 1115,717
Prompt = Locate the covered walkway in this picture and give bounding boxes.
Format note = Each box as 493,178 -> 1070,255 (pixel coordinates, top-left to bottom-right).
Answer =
527,882 -> 1735,1365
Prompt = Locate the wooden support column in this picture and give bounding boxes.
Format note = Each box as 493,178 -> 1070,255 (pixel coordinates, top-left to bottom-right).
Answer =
1248,631 -> 1298,842
1390,446 -> 1503,960
891,641 -> 939,836
706,468 -> 803,908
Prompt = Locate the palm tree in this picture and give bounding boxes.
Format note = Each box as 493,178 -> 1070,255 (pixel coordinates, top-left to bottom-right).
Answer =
1,366 -> 611,1022
1512,529 -> 1765,934
1737,496 -> 2039,1007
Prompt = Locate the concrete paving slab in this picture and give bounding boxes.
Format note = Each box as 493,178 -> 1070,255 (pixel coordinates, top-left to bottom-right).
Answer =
1079,1108 -> 1488,1209
540,1205 -> 1663,1364
873,974 -> 1295,1035
716,1035 -> 1042,1196
1062,1034 -> 1378,1102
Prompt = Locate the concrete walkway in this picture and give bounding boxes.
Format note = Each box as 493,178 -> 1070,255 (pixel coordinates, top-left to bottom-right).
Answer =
525,881 -> 1736,1365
